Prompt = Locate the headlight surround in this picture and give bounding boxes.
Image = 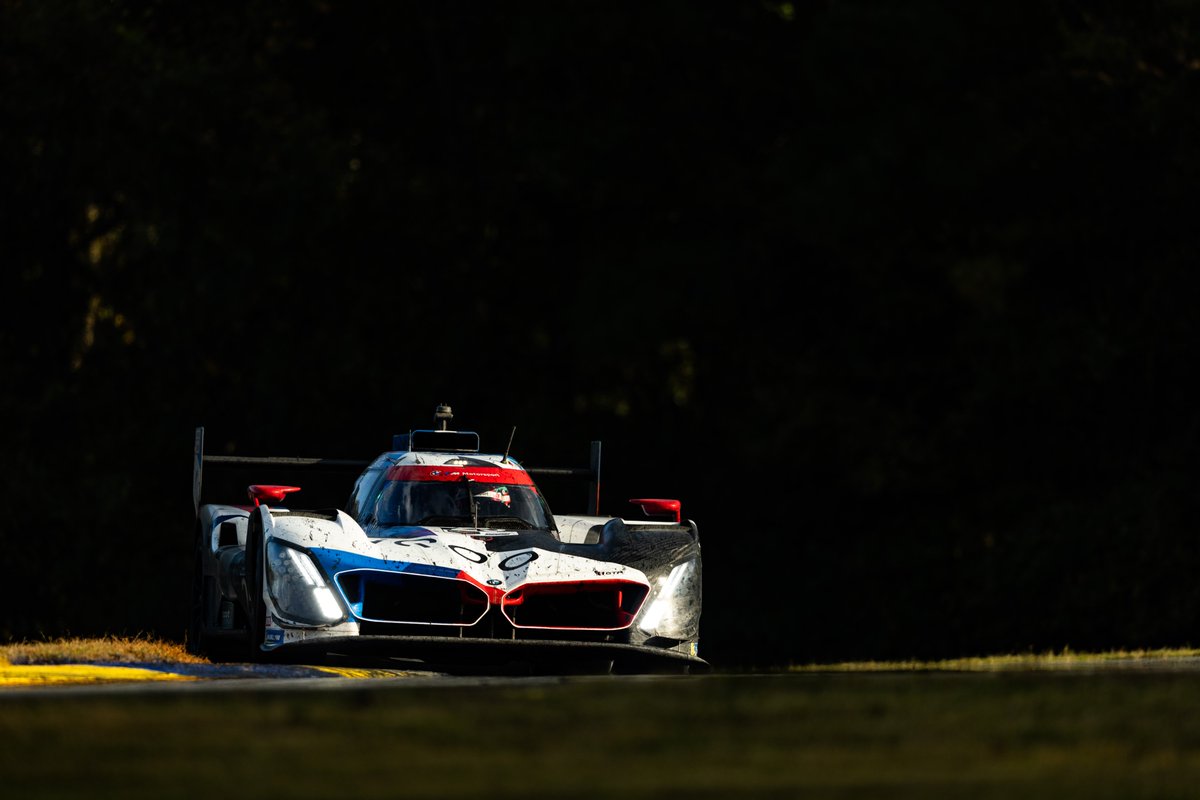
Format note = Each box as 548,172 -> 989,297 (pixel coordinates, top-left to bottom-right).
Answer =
265,539 -> 346,626
637,558 -> 701,639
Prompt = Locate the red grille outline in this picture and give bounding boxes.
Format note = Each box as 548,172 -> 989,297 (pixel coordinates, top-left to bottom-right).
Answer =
501,579 -> 649,631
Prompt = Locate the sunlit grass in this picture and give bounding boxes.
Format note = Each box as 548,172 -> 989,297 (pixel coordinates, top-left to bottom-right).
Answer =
790,647 -> 1200,672
0,635 -> 205,666
5,638 -> 1199,673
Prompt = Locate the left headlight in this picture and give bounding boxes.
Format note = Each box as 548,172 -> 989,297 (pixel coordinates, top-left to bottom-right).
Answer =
266,539 -> 346,626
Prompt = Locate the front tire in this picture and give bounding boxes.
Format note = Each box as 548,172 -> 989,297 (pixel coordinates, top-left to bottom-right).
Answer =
186,525 -> 208,657
244,508 -> 268,661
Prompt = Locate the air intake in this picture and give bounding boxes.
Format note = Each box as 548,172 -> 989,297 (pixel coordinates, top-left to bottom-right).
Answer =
501,580 -> 649,631
337,570 -> 489,626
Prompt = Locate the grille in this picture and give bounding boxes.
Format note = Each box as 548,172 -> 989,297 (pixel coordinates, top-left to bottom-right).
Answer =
336,570 -> 488,626
502,580 -> 648,630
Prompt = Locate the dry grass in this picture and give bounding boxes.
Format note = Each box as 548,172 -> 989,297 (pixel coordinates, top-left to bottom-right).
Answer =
0,635 -> 207,666
5,639 -> 1197,672
791,647 -> 1200,672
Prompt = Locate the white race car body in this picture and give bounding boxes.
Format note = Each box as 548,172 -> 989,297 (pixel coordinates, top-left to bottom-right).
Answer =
191,428 -> 704,673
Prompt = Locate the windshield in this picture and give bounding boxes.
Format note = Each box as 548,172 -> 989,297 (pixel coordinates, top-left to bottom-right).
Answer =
367,480 -> 553,531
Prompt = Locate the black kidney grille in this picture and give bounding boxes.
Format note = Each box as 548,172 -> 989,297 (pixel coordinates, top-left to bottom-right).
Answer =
337,570 -> 488,626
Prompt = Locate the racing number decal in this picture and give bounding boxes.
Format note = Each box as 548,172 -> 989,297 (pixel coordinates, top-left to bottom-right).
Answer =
498,551 -> 538,571
395,537 -> 436,549
448,545 -> 487,564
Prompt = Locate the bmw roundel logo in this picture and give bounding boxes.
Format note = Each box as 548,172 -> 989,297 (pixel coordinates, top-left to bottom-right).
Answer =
487,579 -> 502,586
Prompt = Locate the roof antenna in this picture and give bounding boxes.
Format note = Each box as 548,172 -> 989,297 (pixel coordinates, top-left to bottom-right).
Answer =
502,426 -> 516,464
435,403 -> 453,431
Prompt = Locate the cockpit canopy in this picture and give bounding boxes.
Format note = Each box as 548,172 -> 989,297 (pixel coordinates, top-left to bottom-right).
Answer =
359,465 -> 553,532
366,480 -> 552,531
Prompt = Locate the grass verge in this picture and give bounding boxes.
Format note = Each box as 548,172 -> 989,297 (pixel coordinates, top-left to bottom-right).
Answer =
790,647 -> 1200,672
0,635 -> 205,666
4,637 -> 1198,672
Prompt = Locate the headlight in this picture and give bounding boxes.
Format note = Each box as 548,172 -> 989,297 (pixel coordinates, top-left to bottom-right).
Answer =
637,559 -> 701,639
266,540 -> 346,625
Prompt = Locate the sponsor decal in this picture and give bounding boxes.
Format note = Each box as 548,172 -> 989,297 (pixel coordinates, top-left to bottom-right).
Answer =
593,566 -> 626,576
487,579 -> 502,586
266,628 -> 284,645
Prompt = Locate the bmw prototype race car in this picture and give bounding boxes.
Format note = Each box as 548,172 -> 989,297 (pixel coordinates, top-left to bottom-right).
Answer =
189,409 -> 704,673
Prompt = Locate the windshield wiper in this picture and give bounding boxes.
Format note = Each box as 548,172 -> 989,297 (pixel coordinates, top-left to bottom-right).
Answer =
480,516 -> 536,531
414,515 -> 472,527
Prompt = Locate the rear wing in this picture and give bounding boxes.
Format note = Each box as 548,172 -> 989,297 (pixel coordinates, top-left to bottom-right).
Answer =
527,440 -> 602,517
193,427 -> 602,517
192,427 -> 369,516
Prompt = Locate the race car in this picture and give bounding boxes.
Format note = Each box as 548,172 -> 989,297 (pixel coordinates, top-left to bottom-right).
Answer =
189,408 -> 704,673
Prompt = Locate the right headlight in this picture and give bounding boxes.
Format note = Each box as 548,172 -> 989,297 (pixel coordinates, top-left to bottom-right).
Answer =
637,558 -> 701,639
265,539 -> 346,626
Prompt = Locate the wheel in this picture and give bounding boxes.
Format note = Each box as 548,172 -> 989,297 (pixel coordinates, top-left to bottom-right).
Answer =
244,508 -> 268,661
188,521 -> 244,663
186,525 -> 208,657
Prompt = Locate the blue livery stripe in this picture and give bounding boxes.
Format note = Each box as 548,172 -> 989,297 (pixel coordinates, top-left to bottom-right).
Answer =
308,547 -> 461,580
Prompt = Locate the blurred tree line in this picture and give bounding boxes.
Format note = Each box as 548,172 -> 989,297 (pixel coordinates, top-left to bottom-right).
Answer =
2,0 -> 1199,665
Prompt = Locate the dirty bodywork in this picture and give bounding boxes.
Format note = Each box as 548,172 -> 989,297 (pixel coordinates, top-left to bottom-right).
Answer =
190,417 -> 704,673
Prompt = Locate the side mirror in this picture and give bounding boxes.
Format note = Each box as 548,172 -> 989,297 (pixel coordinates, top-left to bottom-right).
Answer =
248,485 -> 302,506
629,498 -> 681,524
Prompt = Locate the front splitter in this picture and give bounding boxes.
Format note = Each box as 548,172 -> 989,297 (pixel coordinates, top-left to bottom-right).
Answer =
265,634 -> 708,674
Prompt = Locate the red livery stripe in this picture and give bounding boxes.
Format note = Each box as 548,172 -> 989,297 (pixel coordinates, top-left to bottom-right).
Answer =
384,465 -> 535,486
456,570 -> 507,604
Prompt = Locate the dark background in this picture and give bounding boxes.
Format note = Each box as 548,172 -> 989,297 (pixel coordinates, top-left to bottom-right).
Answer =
3,1 -> 1199,667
